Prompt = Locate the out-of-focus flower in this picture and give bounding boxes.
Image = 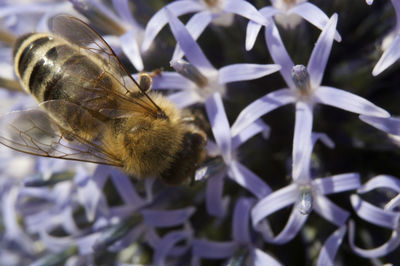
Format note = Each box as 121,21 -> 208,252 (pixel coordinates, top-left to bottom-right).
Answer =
150,7 -> 280,108
370,0 -> 400,76
231,14 -> 389,179
192,197 -> 282,266
317,225 -> 347,266
142,0 -> 268,58
245,0 -> 341,51
251,133 -> 360,244
349,175 -> 400,258
69,0 -> 146,71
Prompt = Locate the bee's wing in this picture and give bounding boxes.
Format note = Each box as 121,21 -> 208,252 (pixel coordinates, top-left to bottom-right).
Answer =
0,107 -> 123,167
48,14 -> 165,118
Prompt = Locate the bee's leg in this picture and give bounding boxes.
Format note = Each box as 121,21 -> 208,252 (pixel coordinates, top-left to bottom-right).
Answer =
0,77 -> 25,93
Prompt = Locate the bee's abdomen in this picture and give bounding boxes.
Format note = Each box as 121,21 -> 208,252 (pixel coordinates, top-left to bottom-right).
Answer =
13,33 -> 106,103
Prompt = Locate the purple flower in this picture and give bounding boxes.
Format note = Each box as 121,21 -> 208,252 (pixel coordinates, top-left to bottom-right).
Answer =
149,7 -> 280,108
231,14 -> 389,180
251,133 -> 360,244
245,0 -> 341,51
370,0 -> 400,76
142,0 -> 268,55
349,175 -> 400,258
199,92 -> 272,217
192,197 -> 282,266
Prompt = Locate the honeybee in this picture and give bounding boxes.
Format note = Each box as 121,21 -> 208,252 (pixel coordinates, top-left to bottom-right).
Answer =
1,15 -> 206,185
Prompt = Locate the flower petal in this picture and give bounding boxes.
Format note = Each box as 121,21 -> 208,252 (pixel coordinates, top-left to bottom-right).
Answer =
110,169 -> 145,206
351,194 -> 400,229
165,7 -> 215,72
205,93 -> 232,161
313,195 -> 350,226
151,71 -> 195,90
231,119 -> 270,150
141,207 -> 196,227
218,63 -> 281,84
120,29 -> 143,71
223,0 -> 268,25
313,173 -> 361,195
357,174 -> 400,194
307,14 -> 338,88
206,169 -> 226,217
228,160 -> 272,199
232,197 -> 255,243
252,248 -> 282,266
153,230 -> 192,266
316,226 -> 346,266
192,239 -> 238,259
172,10 -> 213,61
141,1 -> 204,51
292,102 -> 313,182
289,3 -> 341,42
265,24 -> 295,88
262,207 -> 309,244
168,90 -> 201,108
315,86 -> 390,117
348,220 -> 400,258
372,35 -> 400,76
112,0 -> 139,26
231,88 -> 295,137
359,115 -> 400,136
251,183 -> 298,227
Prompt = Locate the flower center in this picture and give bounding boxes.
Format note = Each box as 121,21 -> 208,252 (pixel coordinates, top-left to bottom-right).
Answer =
296,185 -> 313,215
291,64 -> 312,97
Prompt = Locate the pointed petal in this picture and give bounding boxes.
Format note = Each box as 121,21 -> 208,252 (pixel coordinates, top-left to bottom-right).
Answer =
141,207 -> 196,227
245,6 -> 280,51
317,226 -> 346,266
289,3 -> 341,42
313,195 -> 350,226
246,21 -> 263,51
232,197 -> 255,243
360,115 -> 400,135
357,174 -> 400,194
313,173 -> 361,195
315,86 -> 390,117
110,169 -> 145,206
231,88 -> 295,137
219,63 -> 281,84
348,220 -> 400,258
252,248 -> 282,266
351,194 -> 399,229
228,161 -> 272,199
292,102 -> 313,182
223,0 -> 267,25
192,239 -> 238,258
251,184 -> 298,227
112,0 -> 140,27
206,170 -> 226,217
120,29 -> 143,71
263,207 -> 309,244
168,90 -> 201,108
151,71 -> 195,90
307,14 -> 338,88
141,1 -> 204,51
393,0 -> 400,26
265,23 -> 295,88
205,93 -> 232,161
153,230 -> 192,266
165,8 -> 215,72
372,35 -> 400,76
172,11 -> 213,61
232,119 -> 270,150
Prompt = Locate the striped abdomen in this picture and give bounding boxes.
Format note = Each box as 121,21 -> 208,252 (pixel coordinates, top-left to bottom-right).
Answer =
13,33 -> 114,139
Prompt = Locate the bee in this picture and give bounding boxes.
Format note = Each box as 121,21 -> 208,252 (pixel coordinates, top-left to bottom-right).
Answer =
1,15 -> 206,185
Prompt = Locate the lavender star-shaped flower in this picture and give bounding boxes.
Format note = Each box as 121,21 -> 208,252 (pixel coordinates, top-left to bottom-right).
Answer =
231,14 -> 389,180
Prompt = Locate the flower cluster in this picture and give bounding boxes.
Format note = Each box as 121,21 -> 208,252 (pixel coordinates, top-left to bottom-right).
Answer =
0,0 -> 400,265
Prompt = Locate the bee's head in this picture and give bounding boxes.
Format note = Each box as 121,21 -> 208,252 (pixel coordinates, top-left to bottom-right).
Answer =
160,127 -> 207,185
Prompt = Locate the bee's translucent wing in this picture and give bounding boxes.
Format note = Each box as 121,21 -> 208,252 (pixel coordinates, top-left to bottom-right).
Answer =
48,15 -> 165,118
0,107 -> 123,166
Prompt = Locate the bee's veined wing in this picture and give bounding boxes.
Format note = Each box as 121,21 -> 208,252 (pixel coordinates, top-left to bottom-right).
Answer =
0,106 -> 123,167
48,14 -> 165,118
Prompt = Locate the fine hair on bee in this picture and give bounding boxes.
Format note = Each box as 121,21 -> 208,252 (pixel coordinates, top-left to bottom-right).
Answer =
0,14 -> 207,185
